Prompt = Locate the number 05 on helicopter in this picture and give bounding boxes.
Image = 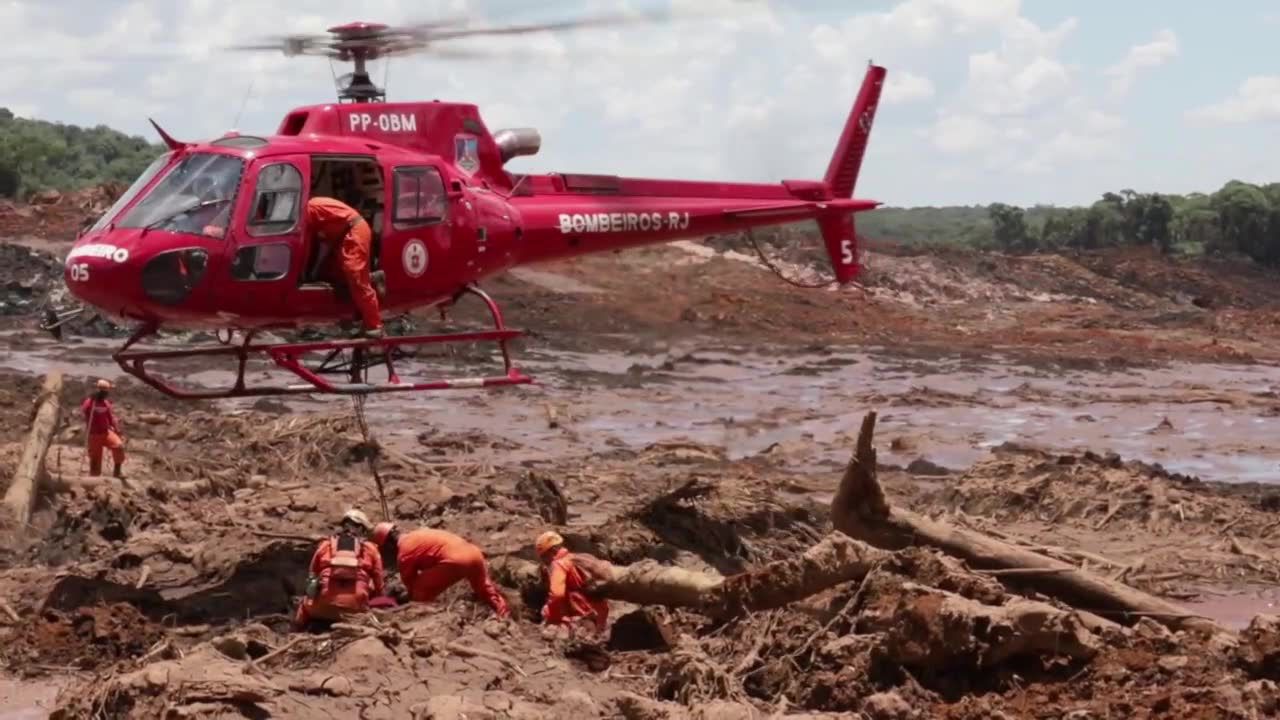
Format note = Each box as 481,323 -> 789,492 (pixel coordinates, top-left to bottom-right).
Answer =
46,16 -> 887,399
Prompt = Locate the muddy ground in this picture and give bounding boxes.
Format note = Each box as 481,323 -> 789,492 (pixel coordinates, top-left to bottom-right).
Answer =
0,222 -> 1279,717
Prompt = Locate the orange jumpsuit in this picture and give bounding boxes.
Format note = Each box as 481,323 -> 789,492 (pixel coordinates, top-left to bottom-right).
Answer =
294,534 -> 385,627
542,547 -> 609,632
396,529 -> 509,616
304,197 -> 382,331
81,396 -> 124,476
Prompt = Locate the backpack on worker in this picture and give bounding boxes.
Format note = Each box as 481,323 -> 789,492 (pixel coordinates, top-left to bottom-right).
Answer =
325,533 -> 365,593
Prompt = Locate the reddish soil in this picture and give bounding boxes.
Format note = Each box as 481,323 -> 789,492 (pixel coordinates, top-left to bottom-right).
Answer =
0,191 -> 1277,717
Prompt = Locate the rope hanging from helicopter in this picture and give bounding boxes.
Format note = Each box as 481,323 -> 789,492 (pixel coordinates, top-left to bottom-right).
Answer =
742,226 -> 863,290
350,392 -> 391,522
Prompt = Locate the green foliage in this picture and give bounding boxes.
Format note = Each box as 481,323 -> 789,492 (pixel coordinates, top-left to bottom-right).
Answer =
860,180 -> 1280,266
0,108 -> 164,199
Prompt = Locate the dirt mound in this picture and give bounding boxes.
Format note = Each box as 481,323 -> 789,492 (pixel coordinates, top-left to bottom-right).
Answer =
1074,246 -> 1280,311
925,444 -> 1274,532
913,444 -> 1280,594
2,603 -> 163,674
0,183 -> 123,242
49,409 -> 358,484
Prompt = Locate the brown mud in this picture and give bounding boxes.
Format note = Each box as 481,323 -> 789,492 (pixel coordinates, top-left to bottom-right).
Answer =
0,218 -> 1278,716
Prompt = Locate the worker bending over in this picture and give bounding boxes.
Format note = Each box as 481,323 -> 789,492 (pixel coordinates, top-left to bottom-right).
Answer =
536,531 -> 609,636
371,523 -> 509,617
81,379 -> 125,478
294,509 -> 386,630
304,196 -> 383,338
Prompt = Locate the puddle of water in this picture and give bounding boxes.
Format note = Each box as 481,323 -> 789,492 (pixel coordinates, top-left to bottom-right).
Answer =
0,677 -> 65,720
1183,585 -> 1280,630
5,334 -> 1279,483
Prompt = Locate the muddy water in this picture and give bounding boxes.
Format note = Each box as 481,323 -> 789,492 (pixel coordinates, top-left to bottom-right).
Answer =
0,678 -> 64,720
5,332 -> 1277,484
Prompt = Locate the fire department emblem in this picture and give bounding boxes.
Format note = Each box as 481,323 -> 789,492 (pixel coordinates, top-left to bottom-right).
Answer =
455,134 -> 479,175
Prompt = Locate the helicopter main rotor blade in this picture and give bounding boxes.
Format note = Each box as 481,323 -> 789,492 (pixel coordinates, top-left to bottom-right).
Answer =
408,9 -> 670,42
223,3 -> 744,59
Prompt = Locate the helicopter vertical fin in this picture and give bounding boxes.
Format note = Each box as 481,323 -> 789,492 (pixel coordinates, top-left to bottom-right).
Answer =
816,63 -> 885,285
823,63 -> 886,200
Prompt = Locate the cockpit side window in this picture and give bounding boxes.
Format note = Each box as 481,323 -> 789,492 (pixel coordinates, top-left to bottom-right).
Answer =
116,153 -> 245,239
88,151 -> 174,233
392,167 -> 447,228
247,163 -> 303,237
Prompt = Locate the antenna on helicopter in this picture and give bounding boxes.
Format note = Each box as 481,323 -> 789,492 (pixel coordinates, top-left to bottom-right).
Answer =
226,10 -> 682,104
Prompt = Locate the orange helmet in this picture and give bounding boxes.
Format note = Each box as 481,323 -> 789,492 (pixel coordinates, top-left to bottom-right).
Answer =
372,522 -> 396,547
96,379 -> 112,390
535,530 -> 564,557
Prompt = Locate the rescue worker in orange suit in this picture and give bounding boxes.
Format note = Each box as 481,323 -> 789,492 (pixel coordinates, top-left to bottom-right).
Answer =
304,196 -> 384,338
293,509 -> 386,630
536,531 -> 609,636
371,522 -> 509,617
81,379 -> 125,478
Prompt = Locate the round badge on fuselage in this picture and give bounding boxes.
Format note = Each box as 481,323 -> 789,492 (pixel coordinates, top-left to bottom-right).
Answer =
402,239 -> 429,278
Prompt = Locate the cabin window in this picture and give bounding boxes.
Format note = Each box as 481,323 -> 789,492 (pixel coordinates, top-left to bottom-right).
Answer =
231,243 -> 291,281
89,151 -> 174,233
247,163 -> 303,237
116,152 -> 244,238
392,167 -> 446,226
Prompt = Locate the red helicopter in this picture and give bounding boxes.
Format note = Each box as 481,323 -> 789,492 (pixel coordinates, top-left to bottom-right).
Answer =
46,16 -> 886,400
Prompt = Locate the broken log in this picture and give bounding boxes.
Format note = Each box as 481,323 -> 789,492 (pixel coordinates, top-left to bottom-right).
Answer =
515,471 -> 569,525
3,371 -> 64,526
495,534 -> 1101,668
577,533 -> 890,618
830,410 -> 1225,636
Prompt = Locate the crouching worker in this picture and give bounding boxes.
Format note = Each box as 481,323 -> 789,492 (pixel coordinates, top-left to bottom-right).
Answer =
536,531 -> 609,636
294,509 -> 385,631
371,522 -> 509,618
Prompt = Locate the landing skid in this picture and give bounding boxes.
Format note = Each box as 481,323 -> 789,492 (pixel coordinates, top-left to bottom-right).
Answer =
112,286 -> 534,399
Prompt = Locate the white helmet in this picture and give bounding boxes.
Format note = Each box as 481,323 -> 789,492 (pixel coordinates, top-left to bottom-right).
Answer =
341,508 -> 372,532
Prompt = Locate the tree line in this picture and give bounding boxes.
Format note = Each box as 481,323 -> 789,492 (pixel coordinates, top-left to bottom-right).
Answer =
859,181 -> 1280,266
0,108 -> 163,200
3,106 -> 1277,267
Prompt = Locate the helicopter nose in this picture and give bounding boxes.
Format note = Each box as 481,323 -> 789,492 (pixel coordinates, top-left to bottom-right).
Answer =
64,241 -> 212,314
62,241 -> 135,308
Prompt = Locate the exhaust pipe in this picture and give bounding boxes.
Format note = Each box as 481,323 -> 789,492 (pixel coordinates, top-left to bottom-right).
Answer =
492,128 -> 541,164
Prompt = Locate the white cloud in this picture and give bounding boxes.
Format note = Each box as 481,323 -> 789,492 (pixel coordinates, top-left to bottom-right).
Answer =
883,71 -> 935,105
1187,76 -> 1280,125
930,114 -> 999,154
921,9 -> 1111,175
0,0 -> 1210,206
1104,29 -> 1178,97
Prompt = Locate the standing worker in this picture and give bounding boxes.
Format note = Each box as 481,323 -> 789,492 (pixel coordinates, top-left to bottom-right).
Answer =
371,522 -> 509,617
81,379 -> 125,478
304,196 -> 383,338
535,531 -> 609,636
294,509 -> 386,630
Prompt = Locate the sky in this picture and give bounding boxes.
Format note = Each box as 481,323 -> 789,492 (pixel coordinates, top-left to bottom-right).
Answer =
1,0 -> 1278,208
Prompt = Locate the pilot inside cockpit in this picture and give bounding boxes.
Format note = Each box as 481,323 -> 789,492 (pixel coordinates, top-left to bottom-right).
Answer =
188,174 -> 234,238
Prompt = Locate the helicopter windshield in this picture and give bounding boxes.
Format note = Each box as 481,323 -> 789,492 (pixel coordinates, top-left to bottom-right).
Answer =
87,151 -> 174,234
116,153 -> 245,238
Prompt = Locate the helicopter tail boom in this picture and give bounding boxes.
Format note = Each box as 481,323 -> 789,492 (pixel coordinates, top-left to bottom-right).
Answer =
511,64 -> 886,284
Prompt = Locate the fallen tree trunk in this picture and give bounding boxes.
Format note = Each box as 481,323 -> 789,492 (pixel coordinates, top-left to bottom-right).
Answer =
830,410 -> 1225,636
3,371 -> 64,526
494,534 -> 1101,666
581,533 -> 889,618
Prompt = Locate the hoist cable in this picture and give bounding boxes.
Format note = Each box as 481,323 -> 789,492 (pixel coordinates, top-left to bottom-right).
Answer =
351,392 -> 390,522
